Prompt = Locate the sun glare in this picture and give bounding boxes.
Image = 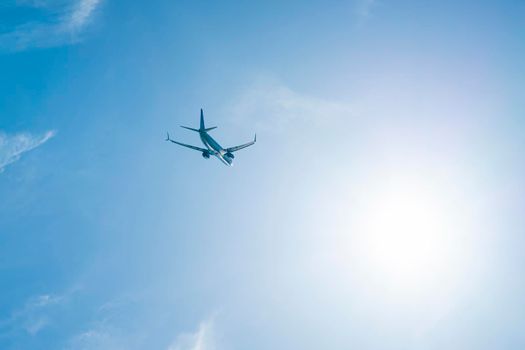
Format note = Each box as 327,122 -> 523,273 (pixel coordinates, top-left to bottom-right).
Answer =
349,174 -> 466,297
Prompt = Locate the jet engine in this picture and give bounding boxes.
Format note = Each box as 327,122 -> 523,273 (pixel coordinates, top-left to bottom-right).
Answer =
225,152 -> 235,159
202,151 -> 210,159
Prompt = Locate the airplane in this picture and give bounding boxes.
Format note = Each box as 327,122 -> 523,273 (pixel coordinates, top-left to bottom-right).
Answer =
166,109 -> 256,166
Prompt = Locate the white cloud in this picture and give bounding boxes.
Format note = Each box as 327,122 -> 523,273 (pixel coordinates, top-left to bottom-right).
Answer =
67,0 -> 102,31
229,77 -> 351,133
167,319 -> 216,350
0,292 -> 66,337
63,295 -> 146,350
24,317 -> 50,336
15,0 -> 53,7
356,0 -> 376,25
0,130 -> 56,172
0,0 -> 102,51
65,327 -> 129,350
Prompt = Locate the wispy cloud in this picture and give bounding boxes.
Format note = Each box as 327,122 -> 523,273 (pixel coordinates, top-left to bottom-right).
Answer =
0,293 -> 67,338
64,293 -> 217,350
0,130 -> 56,172
65,327 -> 129,350
229,77 -> 351,133
356,0 -> 376,25
167,318 -> 216,350
0,0 -> 102,51
67,0 -> 102,31
63,295 -> 145,350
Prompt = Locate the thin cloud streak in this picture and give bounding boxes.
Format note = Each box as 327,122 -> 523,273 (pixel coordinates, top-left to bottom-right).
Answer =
229,77 -> 351,133
0,293 -> 66,338
0,0 -> 102,51
167,318 -> 216,350
67,0 -> 102,31
0,130 -> 56,172
356,0 -> 376,25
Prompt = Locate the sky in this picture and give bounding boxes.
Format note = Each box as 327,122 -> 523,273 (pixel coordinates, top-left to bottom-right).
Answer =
1,0 -> 525,349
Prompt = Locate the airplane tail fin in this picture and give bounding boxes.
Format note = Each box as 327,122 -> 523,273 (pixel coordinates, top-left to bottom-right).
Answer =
180,109 -> 217,133
199,109 -> 217,132
200,109 -> 205,130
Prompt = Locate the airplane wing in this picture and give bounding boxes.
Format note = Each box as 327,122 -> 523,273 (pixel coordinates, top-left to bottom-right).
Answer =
226,134 -> 256,153
166,133 -> 216,154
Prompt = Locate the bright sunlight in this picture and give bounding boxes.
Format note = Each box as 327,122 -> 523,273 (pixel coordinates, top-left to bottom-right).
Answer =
348,170 -> 473,299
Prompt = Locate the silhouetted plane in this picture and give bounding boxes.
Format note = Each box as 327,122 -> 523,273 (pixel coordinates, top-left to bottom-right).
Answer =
166,109 -> 256,166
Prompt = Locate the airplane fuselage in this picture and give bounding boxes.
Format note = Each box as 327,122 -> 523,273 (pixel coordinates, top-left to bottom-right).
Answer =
200,131 -> 234,166
166,108 -> 255,166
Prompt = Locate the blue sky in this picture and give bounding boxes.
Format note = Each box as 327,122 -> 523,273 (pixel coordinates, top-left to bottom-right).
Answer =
1,0 -> 525,349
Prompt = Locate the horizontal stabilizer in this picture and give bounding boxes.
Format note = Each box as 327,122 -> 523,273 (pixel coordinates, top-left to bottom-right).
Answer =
204,127 -> 217,132
180,125 -> 200,132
